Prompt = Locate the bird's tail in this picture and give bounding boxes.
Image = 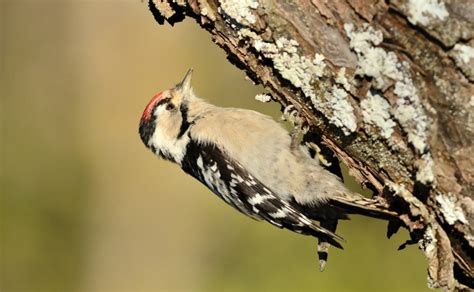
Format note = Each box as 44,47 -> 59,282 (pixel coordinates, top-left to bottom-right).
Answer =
309,222 -> 344,249
316,219 -> 338,271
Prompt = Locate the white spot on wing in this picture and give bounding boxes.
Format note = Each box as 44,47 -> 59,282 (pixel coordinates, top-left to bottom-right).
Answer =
245,180 -> 257,186
196,154 -> 261,220
248,193 -> 273,205
231,173 -> 244,182
270,209 -> 288,218
197,156 -> 230,203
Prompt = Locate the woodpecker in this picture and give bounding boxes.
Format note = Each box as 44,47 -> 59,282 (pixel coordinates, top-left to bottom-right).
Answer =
139,69 -> 351,265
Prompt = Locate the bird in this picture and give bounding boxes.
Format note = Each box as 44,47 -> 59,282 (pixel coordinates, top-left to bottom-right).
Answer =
139,69 -> 353,268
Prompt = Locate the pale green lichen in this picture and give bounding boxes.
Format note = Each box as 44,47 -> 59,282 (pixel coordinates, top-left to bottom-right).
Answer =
406,0 -> 449,26
237,28 -> 261,40
416,153 -> 435,184
393,78 -> 434,183
252,37 -> 356,135
392,77 -> 429,153
335,68 -> 351,91
344,23 -> 383,53
361,91 -> 396,139
218,0 -> 258,25
435,193 -> 468,225
452,44 -> 474,64
321,86 -> 357,135
344,23 -> 403,89
255,93 -> 272,103
345,24 -> 431,152
253,37 -> 326,97
421,225 -> 437,256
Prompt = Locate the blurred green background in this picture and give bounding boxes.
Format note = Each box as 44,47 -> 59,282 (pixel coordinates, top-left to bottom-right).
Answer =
1,1 -> 431,291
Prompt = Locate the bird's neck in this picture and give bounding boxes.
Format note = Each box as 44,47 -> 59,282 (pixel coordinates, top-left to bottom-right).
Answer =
185,94 -> 217,122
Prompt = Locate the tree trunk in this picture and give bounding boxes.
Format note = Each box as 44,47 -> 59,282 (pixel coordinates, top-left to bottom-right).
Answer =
148,0 -> 473,290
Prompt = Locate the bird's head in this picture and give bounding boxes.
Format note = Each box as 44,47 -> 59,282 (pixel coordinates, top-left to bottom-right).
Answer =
139,69 -> 194,150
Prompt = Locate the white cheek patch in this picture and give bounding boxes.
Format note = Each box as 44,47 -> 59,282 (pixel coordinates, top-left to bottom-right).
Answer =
150,128 -> 190,164
149,106 -> 190,164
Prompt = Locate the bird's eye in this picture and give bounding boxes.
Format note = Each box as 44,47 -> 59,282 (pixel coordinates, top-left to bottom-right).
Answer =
166,103 -> 175,111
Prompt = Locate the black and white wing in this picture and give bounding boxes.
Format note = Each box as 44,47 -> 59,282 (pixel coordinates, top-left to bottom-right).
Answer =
180,140 -> 344,249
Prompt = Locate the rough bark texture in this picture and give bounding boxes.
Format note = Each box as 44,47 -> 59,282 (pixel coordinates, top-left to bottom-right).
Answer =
148,0 -> 473,290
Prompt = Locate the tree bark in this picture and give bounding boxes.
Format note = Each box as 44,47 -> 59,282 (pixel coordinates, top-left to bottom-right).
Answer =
148,0 -> 473,290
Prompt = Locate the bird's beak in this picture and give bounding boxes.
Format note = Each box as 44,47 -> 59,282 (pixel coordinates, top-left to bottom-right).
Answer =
176,68 -> 193,93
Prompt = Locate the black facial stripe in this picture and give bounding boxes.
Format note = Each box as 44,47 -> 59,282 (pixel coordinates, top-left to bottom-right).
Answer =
138,97 -> 172,146
156,97 -> 171,108
177,102 -> 191,139
150,97 -> 172,119
139,120 -> 156,146
148,97 -> 171,122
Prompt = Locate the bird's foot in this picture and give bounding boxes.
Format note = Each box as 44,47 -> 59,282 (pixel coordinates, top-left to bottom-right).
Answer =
282,105 -> 308,150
